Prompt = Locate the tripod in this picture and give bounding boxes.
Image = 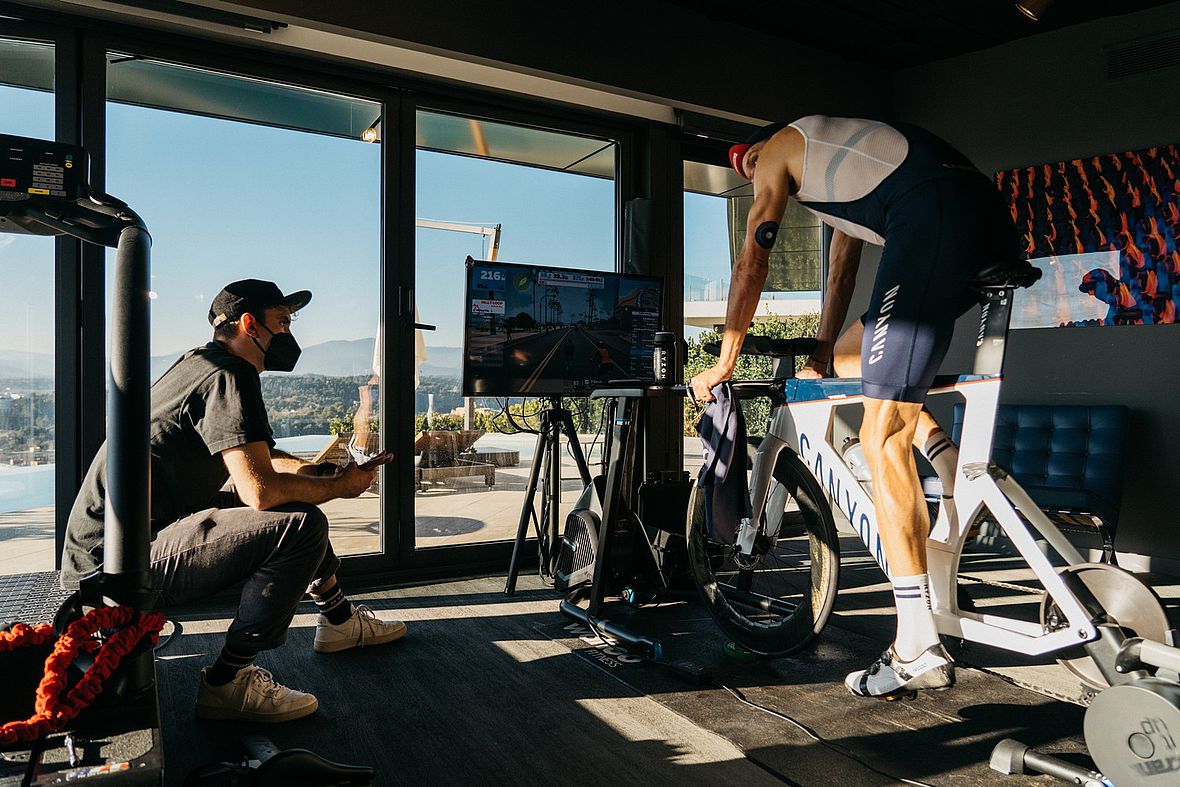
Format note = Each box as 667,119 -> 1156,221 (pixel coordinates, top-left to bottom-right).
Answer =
504,397 -> 593,594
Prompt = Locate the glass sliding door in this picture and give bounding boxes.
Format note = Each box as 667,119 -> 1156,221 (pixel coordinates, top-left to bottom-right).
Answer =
411,109 -> 617,553
0,37 -> 56,575
103,54 -> 386,559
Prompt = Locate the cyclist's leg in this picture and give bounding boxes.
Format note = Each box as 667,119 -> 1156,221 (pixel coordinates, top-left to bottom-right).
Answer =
844,178 -> 990,697
846,395 -> 958,699
833,321 -> 947,452
862,397 -> 928,575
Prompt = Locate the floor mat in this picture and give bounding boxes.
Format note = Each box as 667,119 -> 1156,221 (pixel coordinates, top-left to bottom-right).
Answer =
536,596 -> 1095,786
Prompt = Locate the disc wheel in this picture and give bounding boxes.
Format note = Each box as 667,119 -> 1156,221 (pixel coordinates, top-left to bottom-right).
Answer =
1039,563 -> 1172,689
687,448 -> 840,657
1085,680 -> 1180,785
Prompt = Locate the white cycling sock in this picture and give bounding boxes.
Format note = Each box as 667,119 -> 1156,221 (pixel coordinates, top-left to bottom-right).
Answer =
891,573 -> 940,661
922,430 -> 958,497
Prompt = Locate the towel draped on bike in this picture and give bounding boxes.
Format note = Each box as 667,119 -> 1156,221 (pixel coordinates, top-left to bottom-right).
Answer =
695,382 -> 752,545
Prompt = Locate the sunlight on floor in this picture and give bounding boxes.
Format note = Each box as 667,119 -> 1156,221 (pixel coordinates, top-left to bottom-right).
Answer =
574,696 -> 752,765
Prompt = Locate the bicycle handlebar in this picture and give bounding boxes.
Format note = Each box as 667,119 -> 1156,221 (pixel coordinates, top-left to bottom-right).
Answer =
730,380 -> 786,402
702,335 -> 818,359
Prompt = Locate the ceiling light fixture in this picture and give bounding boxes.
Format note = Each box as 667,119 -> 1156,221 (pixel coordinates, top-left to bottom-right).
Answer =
1015,0 -> 1053,22
361,119 -> 381,143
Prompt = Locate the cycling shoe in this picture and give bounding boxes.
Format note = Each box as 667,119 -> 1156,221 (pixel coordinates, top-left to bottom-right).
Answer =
845,643 -> 955,700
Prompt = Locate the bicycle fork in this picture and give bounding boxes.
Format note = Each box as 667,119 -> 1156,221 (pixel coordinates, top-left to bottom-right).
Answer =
735,432 -> 794,558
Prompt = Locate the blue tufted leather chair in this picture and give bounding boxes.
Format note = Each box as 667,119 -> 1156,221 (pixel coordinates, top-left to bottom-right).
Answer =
950,403 -> 1128,559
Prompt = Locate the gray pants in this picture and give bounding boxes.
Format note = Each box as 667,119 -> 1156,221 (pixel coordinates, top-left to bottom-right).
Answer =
149,491 -> 341,655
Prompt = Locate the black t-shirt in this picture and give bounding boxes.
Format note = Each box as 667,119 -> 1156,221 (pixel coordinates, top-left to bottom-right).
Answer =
61,341 -> 274,587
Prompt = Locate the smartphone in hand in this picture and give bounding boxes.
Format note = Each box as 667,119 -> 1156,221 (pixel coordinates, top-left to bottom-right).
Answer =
358,450 -> 394,471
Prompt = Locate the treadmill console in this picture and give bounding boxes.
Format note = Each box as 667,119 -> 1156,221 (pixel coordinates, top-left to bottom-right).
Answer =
0,133 -> 88,202
0,134 -> 92,237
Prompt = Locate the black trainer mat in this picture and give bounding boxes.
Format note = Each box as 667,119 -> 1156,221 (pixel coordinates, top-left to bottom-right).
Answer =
536,597 -> 1093,786
0,571 -> 71,626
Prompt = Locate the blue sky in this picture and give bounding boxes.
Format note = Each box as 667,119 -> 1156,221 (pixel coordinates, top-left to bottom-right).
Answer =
108,106 -> 613,355
104,103 -> 383,357
0,86 -> 57,361
684,191 -> 732,288
2,83 -> 732,359
415,151 -> 618,348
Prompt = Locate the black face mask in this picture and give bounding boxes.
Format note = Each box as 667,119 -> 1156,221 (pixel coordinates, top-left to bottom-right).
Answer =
252,323 -> 302,372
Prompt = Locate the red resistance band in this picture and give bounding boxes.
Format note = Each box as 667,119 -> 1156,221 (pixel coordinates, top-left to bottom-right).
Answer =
0,606 -> 166,746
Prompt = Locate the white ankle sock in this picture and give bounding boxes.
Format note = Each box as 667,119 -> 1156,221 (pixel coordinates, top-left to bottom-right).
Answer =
891,573 -> 940,661
922,430 -> 959,496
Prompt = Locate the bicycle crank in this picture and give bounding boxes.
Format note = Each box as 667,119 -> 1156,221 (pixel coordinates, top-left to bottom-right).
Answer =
1039,563 -> 1171,690
1085,679 -> 1180,785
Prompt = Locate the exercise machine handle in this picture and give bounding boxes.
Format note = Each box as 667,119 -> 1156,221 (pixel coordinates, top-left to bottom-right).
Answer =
1116,636 -> 1180,677
990,739 -> 1108,786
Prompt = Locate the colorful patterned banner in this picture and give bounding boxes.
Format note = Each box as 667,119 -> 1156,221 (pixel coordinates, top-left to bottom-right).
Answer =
996,144 -> 1180,326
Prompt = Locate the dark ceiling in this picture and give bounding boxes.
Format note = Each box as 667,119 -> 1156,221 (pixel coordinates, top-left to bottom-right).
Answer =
662,0 -> 1179,69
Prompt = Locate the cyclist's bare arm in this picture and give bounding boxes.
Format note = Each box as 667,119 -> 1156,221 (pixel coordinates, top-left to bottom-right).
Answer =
691,147 -> 792,402
798,229 -> 864,379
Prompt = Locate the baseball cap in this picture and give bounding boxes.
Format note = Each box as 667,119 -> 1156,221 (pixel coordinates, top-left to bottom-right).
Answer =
728,121 -> 790,179
208,279 -> 312,328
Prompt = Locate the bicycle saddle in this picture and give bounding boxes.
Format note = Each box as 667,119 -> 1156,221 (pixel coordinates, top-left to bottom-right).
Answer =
703,336 -> 818,358
971,259 -> 1042,290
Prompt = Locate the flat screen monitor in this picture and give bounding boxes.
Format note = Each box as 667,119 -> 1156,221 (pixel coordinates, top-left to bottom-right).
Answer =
462,259 -> 664,397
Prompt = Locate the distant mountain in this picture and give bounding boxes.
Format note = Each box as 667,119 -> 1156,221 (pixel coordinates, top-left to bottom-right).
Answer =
419,346 -> 462,378
151,352 -> 186,382
149,340 -> 463,380
0,349 -> 54,379
292,339 -> 378,377
0,341 -> 462,384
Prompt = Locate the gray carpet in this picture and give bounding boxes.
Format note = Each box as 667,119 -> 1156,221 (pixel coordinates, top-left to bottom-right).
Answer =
147,539 -> 1180,786
155,578 -> 781,786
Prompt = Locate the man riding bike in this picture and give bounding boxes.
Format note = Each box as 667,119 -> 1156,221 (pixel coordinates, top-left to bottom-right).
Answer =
690,117 -> 1021,699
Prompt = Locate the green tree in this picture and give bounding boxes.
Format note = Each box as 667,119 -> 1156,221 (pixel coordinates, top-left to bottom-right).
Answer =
415,412 -> 465,433
683,311 -> 820,437
476,399 -> 544,433
568,396 -> 606,434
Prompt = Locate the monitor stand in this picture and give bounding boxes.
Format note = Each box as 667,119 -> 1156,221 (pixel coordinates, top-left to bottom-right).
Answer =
503,397 -> 593,594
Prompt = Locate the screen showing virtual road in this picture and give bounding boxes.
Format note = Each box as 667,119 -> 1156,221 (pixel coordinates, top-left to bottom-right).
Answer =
463,260 -> 662,396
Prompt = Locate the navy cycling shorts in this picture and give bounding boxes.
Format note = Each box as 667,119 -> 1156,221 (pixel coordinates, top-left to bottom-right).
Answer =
860,175 -> 1020,403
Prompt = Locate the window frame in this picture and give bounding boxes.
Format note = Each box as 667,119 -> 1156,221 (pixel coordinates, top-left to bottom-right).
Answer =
0,6 -> 647,581
0,18 -> 88,566
397,93 -> 637,571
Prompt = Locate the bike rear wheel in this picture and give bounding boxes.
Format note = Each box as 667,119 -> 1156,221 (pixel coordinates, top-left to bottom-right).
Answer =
687,448 -> 840,657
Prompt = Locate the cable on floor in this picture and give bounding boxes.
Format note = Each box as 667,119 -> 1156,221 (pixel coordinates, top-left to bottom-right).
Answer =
721,684 -> 937,787
153,618 -> 182,652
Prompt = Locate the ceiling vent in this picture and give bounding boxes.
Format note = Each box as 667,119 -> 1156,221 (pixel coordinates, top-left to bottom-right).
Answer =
1105,31 -> 1180,79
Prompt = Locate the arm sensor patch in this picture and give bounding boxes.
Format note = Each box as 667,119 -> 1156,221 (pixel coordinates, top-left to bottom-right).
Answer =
754,221 -> 779,249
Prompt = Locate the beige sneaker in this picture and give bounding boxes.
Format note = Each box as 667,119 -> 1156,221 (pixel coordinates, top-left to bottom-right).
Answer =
314,604 -> 407,653
196,665 -> 319,723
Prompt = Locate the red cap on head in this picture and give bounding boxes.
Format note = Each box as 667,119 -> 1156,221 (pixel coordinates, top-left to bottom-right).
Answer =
729,143 -> 752,179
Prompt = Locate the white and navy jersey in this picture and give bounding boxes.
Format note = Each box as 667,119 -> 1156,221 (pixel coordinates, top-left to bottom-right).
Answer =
788,115 -> 986,245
